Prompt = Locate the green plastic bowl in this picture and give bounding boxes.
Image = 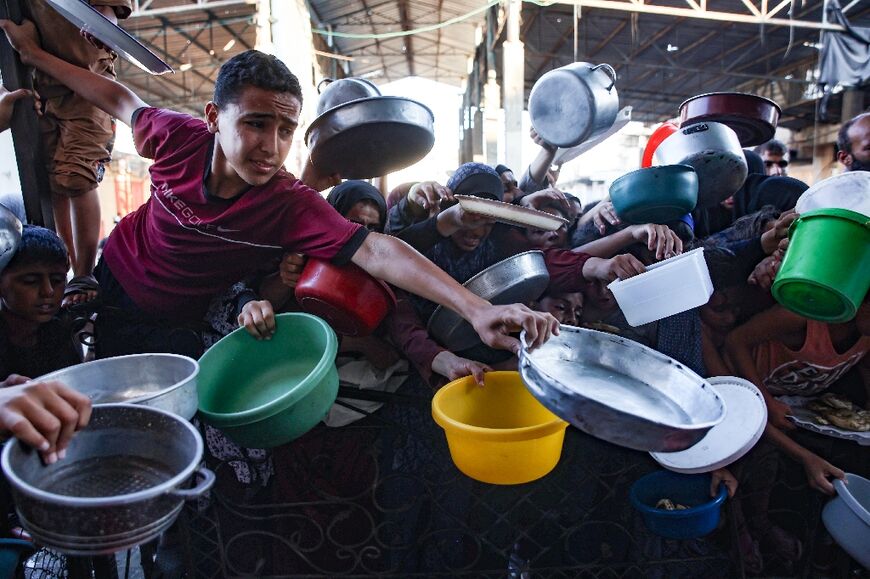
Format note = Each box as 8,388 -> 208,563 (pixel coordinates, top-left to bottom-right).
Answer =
610,164 -> 699,224
197,313 -> 339,448
773,208 -> 870,323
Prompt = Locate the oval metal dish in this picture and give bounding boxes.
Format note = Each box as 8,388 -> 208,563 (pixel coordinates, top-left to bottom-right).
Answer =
519,325 -> 725,452
428,251 -> 550,352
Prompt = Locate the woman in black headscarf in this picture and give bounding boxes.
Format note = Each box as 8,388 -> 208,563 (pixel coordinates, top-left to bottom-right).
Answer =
327,180 -> 388,233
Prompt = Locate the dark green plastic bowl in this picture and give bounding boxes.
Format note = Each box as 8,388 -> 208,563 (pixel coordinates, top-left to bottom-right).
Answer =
773,208 -> 870,323
610,164 -> 699,224
197,313 -> 338,448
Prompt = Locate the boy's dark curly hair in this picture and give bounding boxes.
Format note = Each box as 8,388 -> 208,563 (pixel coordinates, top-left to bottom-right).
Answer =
5,225 -> 68,272
213,50 -> 303,108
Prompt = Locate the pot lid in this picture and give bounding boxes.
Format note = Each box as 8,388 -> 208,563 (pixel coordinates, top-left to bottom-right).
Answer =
650,376 -> 767,474
795,171 -> 870,217
45,0 -> 172,75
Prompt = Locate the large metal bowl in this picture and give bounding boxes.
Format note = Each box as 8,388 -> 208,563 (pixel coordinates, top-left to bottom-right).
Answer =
428,251 -> 550,351
519,325 -> 725,452
305,96 -> 435,179
34,354 -> 199,420
0,202 -> 22,271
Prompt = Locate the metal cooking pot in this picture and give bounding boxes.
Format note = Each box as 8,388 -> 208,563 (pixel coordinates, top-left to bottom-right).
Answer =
305,96 -> 435,179
1,404 -> 214,555
679,92 -> 781,147
34,353 -> 199,420
519,326 -> 725,452
428,251 -> 550,351
529,62 -> 619,148
654,121 -> 748,209
316,77 -> 381,115
0,203 -> 22,272
295,258 -> 397,337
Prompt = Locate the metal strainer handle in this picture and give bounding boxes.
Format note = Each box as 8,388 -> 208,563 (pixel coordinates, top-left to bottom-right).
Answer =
169,467 -> 215,500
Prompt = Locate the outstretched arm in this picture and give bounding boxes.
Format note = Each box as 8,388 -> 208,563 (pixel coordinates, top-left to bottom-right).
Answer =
351,232 -> 559,353
0,19 -> 147,126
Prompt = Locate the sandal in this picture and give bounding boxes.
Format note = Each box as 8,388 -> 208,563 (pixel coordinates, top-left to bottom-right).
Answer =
62,274 -> 100,308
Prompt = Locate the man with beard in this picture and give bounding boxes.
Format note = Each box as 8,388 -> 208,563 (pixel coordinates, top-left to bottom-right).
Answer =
837,111 -> 870,172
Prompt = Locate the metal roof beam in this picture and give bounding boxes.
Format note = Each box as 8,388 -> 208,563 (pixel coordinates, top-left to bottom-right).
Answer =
207,10 -> 253,50
546,0 -> 844,31
130,0 -> 255,19
397,0 -> 415,76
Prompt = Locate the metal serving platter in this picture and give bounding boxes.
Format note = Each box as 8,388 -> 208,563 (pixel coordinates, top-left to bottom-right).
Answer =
519,325 -> 726,452
428,251 -> 550,352
45,0 -> 173,75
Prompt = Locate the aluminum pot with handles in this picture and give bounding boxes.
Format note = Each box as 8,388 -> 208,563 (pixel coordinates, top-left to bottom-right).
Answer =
315,77 -> 381,115
654,121 -> 748,209
529,62 -> 619,148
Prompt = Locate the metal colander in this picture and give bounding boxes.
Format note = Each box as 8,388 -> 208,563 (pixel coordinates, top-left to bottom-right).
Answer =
43,455 -> 173,497
2,404 -> 214,555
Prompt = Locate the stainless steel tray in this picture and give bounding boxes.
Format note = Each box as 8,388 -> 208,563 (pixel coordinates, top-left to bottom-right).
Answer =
45,0 -> 173,75
519,325 -> 725,452
428,251 -> 550,352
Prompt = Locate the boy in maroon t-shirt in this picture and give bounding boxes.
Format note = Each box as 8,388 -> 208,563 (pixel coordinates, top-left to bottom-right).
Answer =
0,20 -> 557,356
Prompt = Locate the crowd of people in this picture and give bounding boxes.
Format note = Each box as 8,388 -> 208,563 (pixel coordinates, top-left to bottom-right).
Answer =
0,8 -> 866,575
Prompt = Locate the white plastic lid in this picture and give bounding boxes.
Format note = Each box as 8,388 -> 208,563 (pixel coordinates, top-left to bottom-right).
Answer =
650,376 -> 767,473
795,171 -> 870,217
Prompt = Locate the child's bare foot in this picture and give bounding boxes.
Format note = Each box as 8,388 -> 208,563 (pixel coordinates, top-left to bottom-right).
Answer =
62,275 -> 99,308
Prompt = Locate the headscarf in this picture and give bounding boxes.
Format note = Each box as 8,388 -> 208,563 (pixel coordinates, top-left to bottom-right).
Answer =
446,163 -> 503,201
326,180 -> 388,232
746,176 -> 808,214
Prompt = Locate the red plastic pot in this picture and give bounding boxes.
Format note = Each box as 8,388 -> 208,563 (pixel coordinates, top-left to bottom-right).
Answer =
642,121 -> 678,168
295,258 -> 397,336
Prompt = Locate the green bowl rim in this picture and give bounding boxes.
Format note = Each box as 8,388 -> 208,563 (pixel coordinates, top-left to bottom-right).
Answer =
197,312 -> 338,425
609,163 -> 698,193
792,207 -> 870,235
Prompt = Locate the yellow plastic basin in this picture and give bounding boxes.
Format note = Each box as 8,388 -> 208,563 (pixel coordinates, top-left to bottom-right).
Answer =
432,371 -> 569,485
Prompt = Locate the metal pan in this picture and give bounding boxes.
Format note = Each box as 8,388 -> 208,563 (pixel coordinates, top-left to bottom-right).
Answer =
34,353 -> 199,420
44,0 -> 173,75
519,325 -> 725,452
305,96 -> 435,179
428,251 -> 550,351
679,92 -> 780,147
0,202 -> 22,272
654,121 -> 748,209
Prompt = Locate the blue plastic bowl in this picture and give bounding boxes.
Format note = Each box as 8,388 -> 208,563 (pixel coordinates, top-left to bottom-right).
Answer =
630,470 -> 727,539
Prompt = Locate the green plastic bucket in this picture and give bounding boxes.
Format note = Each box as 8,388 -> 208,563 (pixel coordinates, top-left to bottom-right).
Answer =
772,208 -> 870,323
197,313 -> 339,448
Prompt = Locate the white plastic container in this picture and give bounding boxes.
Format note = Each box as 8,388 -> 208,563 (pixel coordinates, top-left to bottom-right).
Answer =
608,247 -> 713,327
822,473 -> 870,569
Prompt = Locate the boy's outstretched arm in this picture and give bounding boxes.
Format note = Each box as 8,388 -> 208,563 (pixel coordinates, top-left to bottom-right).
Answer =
351,232 -> 560,354
0,19 -> 147,126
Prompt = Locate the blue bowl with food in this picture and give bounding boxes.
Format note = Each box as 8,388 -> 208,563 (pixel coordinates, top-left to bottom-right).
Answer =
630,470 -> 727,539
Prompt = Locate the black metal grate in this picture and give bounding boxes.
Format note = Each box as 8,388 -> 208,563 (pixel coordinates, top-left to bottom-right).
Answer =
179,377 -> 743,578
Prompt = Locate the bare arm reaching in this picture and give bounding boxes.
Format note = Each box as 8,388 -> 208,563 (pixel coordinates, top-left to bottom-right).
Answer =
0,19 -> 147,126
